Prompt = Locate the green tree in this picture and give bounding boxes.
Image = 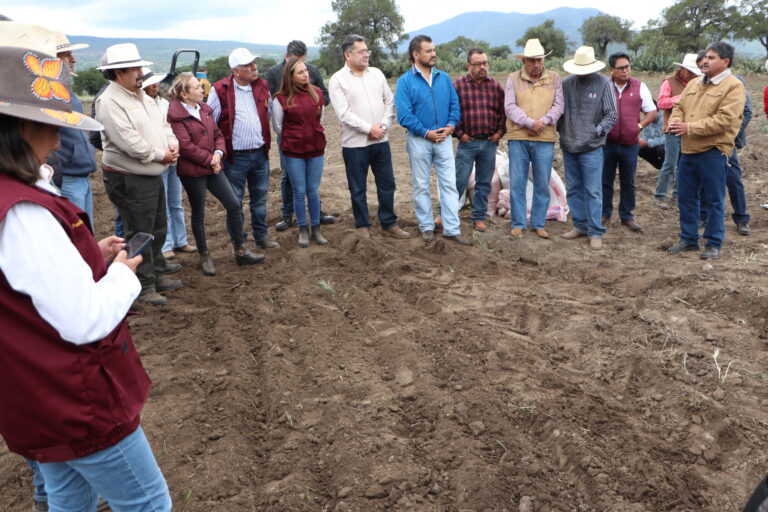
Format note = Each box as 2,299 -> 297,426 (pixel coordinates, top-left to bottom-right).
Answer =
629,28 -> 678,56
436,36 -> 489,59
488,45 -> 512,59
644,0 -> 736,54
732,0 -> 768,57
516,19 -> 569,58
204,56 -> 230,83
579,14 -> 632,59
72,68 -> 106,96
316,0 -> 407,74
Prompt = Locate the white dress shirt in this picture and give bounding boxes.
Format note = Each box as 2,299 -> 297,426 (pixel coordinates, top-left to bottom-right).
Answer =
207,81 -> 271,150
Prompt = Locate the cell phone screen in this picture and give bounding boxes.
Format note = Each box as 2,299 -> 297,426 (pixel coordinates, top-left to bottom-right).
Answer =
124,232 -> 154,258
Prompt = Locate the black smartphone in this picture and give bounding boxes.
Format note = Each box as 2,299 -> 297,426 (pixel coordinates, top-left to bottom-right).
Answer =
124,232 -> 154,258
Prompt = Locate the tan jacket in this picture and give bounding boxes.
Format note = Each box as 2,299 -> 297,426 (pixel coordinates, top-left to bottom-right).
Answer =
504,69 -> 563,143
95,82 -> 178,176
669,71 -> 746,155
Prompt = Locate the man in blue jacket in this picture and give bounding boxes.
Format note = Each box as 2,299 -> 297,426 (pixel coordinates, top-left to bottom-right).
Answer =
395,35 -> 468,245
50,32 -> 98,225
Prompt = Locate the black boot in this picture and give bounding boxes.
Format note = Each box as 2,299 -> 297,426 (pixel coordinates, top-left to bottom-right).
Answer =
234,244 -> 265,265
298,226 -> 310,248
275,217 -> 293,231
310,225 -> 328,245
200,251 -> 216,276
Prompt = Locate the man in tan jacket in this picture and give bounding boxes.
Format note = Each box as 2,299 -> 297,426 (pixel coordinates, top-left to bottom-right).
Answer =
666,41 -> 746,260
96,43 -> 181,305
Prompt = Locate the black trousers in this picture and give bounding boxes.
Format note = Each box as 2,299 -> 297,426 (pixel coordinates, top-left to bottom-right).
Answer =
179,172 -> 244,252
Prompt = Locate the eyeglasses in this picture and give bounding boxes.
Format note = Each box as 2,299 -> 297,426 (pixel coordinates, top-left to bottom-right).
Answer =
470,61 -> 489,67
352,49 -> 370,55
614,65 -> 630,71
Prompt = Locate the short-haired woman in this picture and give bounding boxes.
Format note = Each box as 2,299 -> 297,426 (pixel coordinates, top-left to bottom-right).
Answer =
272,58 -> 329,247
167,72 -> 262,274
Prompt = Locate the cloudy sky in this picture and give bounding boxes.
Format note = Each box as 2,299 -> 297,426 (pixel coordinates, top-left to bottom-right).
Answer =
2,0 -> 675,44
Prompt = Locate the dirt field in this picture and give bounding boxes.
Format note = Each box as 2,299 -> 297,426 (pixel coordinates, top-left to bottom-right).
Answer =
2,74 -> 768,512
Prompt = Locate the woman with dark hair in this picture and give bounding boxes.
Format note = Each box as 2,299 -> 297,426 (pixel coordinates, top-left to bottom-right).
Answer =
272,58 -> 329,247
167,72 -> 262,275
0,23 -> 171,511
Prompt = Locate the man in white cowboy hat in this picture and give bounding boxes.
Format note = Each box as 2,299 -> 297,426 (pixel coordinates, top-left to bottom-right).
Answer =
601,52 -> 657,233
95,43 -> 183,306
666,41 -> 746,260
48,31 -> 99,225
504,38 -> 563,239
558,46 -> 617,250
207,47 -> 278,260
653,53 -> 702,210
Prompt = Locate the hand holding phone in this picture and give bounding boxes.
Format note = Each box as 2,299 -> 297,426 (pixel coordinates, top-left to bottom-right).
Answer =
124,232 -> 154,258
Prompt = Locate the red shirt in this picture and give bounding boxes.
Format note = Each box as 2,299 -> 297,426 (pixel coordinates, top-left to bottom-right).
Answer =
453,74 -> 506,140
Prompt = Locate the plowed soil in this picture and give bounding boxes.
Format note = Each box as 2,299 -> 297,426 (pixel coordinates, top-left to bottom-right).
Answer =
2,74 -> 768,512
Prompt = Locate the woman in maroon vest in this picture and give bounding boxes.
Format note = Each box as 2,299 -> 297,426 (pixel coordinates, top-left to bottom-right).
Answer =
167,72 -> 262,275
273,58 -> 329,248
0,23 -> 171,511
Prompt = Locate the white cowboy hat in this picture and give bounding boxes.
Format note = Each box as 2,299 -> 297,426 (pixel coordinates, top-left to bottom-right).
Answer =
514,39 -> 552,59
97,43 -> 152,70
673,53 -> 703,76
563,46 -> 606,75
228,47 -> 260,69
0,21 -> 57,56
140,67 -> 166,88
55,32 -> 89,53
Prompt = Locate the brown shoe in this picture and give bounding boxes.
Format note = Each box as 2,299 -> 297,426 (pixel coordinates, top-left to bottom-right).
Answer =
510,227 -> 523,238
590,237 -> 603,250
421,230 -> 435,242
534,229 -> 549,239
255,238 -> 280,249
601,216 -> 610,226
156,275 -> 182,292
621,219 -> 643,232
137,287 -> 167,306
356,227 -> 371,238
434,216 -> 443,229
443,234 -> 470,245
473,220 -> 487,232
562,229 -> 586,239
162,250 -> 176,260
173,244 -> 197,253
381,226 -> 411,239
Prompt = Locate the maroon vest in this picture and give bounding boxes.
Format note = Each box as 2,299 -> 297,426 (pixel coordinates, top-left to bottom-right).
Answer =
0,174 -> 151,462
607,77 -> 643,146
212,75 -> 271,162
275,87 -> 326,159
661,71 -> 689,130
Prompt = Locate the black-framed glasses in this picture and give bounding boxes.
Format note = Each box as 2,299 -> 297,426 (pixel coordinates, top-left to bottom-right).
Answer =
470,61 -> 489,67
614,65 -> 630,71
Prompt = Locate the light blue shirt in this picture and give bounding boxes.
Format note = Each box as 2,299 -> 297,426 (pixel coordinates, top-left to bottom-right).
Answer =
207,82 -> 272,150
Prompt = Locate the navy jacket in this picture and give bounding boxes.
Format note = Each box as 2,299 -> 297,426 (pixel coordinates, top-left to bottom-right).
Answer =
395,65 -> 460,138
50,94 -> 97,180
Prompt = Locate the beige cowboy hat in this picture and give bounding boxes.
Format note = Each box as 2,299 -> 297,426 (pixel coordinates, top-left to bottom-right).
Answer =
140,67 -> 167,88
0,22 -> 102,131
514,39 -> 552,59
563,46 -> 606,75
673,53 -> 703,76
97,43 -> 152,70
55,31 -> 89,53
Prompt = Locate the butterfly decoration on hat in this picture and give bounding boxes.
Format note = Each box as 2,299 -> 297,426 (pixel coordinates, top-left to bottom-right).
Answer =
24,52 -> 71,103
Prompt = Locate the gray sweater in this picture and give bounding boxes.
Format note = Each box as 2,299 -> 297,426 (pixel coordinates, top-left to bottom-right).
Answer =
557,73 -> 617,153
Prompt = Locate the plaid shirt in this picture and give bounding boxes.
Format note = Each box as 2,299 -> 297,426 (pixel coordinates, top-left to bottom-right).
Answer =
453,74 -> 506,140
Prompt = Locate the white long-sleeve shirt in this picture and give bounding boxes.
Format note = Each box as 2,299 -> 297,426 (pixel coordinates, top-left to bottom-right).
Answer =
0,173 -> 141,345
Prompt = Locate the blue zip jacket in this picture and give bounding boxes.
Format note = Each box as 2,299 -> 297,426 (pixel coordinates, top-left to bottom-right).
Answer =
395,65 -> 460,138
51,94 -> 97,177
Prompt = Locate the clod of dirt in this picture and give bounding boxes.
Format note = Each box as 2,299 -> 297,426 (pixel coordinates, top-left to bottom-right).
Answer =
337,486 -> 352,498
364,484 -> 388,499
703,263 -> 714,271
519,495 -> 534,512
469,421 -> 486,436
712,388 -> 725,401
396,368 -> 414,387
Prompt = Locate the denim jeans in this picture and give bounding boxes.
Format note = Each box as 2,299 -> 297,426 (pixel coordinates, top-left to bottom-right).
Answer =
678,148 -> 727,248
455,139 -> 497,222
25,458 -> 47,503
508,140 -> 554,230
699,149 -> 749,225
406,133 -> 461,236
223,148 -> 270,242
160,165 -> 188,252
563,147 -> 606,238
655,133 -> 681,200
37,426 -> 171,512
602,141 -> 639,221
342,142 -> 398,229
60,175 -> 93,227
180,172 -> 244,252
284,155 -> 324,226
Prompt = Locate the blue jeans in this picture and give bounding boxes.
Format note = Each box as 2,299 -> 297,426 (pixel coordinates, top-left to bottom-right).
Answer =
342,142 -> 398,229
406,134 -> 461,236
508,140 -> 554,230
223,148 -> 270,242
455,139 -> 497,222
37,426 -> 171,512
25,458 -> 47,503
160,165 -> 188,252
678,148 -> 727,248
602,141 -> 639,221
701,149 -> 749,225
563,147 -> 606,238
284,155 -> 324,227
59,175 -> 93,227
655,133 -> 681,200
